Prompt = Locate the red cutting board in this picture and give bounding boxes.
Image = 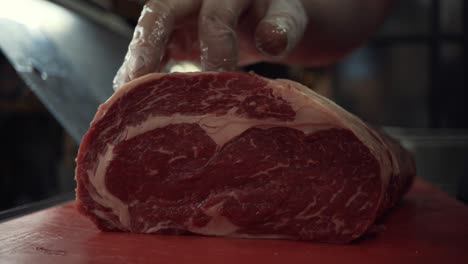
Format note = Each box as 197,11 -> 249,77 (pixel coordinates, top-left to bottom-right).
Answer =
0,179 -> 467,264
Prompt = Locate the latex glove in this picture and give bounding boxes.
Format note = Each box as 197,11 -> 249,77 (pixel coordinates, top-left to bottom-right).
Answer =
113,0 -> 307,90
113,0 -> 394,90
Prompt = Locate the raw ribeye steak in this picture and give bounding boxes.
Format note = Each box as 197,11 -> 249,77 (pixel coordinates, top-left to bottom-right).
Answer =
75,72 -> 415,243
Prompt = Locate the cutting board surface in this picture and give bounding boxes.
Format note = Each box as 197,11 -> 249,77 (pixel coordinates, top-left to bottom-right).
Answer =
1,179 -> 467,264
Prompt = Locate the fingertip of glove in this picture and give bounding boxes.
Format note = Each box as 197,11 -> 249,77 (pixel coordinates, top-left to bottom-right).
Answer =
254,21 -> 289,57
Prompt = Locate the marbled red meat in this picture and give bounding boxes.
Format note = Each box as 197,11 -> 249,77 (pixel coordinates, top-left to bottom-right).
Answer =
75,72 -> 415,243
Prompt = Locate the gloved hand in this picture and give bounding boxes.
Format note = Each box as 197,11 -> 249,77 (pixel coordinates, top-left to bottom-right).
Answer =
113,0 -> 393,90
113,0 -> 307,89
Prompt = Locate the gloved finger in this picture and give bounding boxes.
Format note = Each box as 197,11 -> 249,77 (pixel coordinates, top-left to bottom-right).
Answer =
254,0 -> 307,58
113,0 -> 201,90
198,0 -> 250,71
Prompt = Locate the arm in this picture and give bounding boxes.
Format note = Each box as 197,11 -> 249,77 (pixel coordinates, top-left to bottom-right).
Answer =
283,0 -> 395,66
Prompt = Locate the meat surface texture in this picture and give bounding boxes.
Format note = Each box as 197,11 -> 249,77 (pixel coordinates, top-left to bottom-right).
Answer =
75,72 -> 415,243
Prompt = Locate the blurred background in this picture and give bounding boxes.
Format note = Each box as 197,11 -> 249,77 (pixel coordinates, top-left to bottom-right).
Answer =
0,0 -> 466,217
